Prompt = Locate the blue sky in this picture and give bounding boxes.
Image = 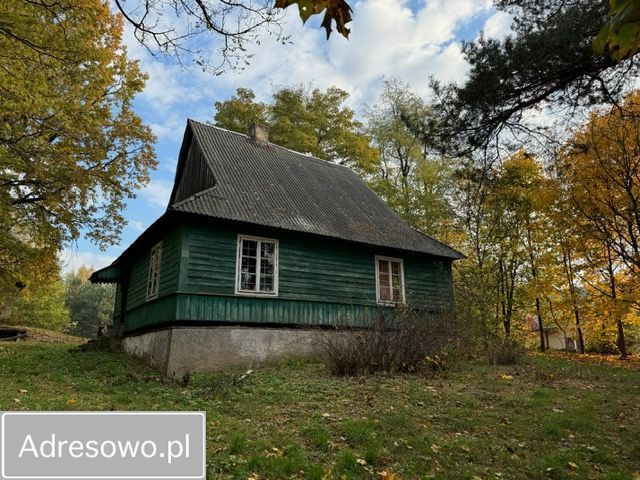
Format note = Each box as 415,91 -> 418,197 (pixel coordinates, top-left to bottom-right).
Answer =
60,0 -> 512,272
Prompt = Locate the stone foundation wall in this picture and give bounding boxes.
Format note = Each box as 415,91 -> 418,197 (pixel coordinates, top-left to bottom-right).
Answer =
122,326 -> 328,376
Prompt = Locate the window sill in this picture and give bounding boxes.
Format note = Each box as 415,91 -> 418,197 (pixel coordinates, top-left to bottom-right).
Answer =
234,290 -> 279,298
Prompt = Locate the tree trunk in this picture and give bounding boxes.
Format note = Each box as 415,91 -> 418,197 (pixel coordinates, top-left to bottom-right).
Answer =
605,244 -> 627,358
563,251 -> 585,353
526,226 -> 545,352
536,297 -> 546,352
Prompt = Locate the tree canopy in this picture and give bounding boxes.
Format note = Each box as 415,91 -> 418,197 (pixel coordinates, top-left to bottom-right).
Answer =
0,0 -> 155,295
426,0 -> 639,155
214,85 -> 378,170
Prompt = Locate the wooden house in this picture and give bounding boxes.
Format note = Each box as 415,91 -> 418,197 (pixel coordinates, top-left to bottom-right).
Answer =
91,120 -> 463,374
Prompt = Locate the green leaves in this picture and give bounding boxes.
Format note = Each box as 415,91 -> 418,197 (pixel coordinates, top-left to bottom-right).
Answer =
594,0 -> 640,61
274,0 -> 353,39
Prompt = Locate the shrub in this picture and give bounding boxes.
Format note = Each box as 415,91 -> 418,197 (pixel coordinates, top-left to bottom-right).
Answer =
320,305 -> 465,376
487,336 -> 527,365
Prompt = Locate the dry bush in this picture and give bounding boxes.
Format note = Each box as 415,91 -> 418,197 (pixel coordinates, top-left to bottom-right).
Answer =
487,336 -> 527,365
320,305 -> 467,376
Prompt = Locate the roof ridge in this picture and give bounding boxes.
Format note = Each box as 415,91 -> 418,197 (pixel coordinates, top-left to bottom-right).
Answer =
188,118 -> 351,171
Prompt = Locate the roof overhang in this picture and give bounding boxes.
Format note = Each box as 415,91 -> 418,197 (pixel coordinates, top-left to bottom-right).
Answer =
89,263 -> 121,284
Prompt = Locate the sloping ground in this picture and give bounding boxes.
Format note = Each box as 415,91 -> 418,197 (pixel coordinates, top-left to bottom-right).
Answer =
544,351 -> 640,370
0,344 -> 639,480
0,325 -> 85,344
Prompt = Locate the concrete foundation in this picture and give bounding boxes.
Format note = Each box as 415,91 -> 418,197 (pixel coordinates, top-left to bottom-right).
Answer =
122,326 -> 326,376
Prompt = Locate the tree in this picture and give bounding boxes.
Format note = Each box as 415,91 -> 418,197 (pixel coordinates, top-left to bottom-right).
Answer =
595,0 -> 640,61
494,151 -> 557,350
214,88 -> 269,134
426,0 -> 639,155
214,85 -> 378,170
556,90 -> 640,356
6,264 -> 70,331
65,266 -> 115,338
364,79 -> 453,236
0,0 -> 156,296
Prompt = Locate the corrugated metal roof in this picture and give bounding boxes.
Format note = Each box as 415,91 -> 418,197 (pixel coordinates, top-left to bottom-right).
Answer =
169,120 -> 463,259
89,263 -> 121,284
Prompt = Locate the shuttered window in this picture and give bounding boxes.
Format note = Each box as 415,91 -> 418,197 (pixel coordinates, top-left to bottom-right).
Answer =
146,241 -> 162,301
236,235 -> 279,296
375,256 -> 404,304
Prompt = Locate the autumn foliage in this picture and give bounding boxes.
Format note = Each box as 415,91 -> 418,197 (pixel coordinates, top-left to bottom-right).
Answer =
0,0 -> 155,302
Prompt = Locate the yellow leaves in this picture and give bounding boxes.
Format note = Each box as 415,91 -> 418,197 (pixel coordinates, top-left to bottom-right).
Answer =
379,471 -> 401,480
0,0 -> 156,290
265,447 -> 283,458
567,461 -> 578,471
499,374 -> 513,381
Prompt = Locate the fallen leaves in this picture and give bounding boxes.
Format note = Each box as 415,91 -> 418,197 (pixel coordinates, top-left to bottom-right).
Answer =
379,471 -> 401,480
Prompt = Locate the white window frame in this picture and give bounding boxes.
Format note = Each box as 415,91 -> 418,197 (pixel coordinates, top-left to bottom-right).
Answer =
375,255 -> 405,305
235,234 -> 279,297
146,241 -> 162,301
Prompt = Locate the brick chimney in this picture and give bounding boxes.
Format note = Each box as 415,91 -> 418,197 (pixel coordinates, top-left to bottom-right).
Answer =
248,123 -> 269,144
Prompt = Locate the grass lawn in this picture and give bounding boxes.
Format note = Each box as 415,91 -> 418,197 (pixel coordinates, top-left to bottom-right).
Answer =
0,342 -> 639,480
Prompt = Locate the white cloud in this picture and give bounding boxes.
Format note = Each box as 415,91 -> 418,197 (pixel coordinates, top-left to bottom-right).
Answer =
483,10 -> 512,40
123,0 -> 494,125
140,178 -> 173,209
128,220 -> 147,233
59,249 -> 116,274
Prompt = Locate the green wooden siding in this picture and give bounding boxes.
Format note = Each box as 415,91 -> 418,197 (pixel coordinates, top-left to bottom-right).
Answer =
125,295 -> 178,332
120,221 -> 454,332
176,295 -> 380,326
181,223 -> 452,307
125,227 -> 182,311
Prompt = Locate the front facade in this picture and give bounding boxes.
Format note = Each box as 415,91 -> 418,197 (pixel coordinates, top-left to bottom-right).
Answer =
92,121 -> 463,374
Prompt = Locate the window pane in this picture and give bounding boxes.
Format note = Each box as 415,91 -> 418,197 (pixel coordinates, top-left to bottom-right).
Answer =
241,253 -> 257,291
378,260 -> 390,302
261,241 -> 275,259
379,284 -> 391,302
260,274 -> 274,292
242,239 -> 257,258
391,261 -> 403,301
261,257 -> 274,276
392,281 -> 402,301
241,273 -> 256,290
391,261 -> 400,276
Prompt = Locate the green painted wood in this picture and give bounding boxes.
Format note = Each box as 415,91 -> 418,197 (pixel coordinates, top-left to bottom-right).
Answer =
121,220 -> 455,331
125,295 -> 178,332
113,284 -> 122,322
125,227 -> 182,311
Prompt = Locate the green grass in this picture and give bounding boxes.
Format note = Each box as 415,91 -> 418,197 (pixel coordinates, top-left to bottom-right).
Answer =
1,343 -> 640,479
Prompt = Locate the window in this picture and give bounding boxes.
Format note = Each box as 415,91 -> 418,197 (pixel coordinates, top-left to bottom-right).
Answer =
375,256 -> 404,304
146,241 -> 162,301
235,235 -> 279,296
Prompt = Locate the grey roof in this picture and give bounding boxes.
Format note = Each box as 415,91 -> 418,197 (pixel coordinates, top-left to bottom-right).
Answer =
168,120 -> 463,259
